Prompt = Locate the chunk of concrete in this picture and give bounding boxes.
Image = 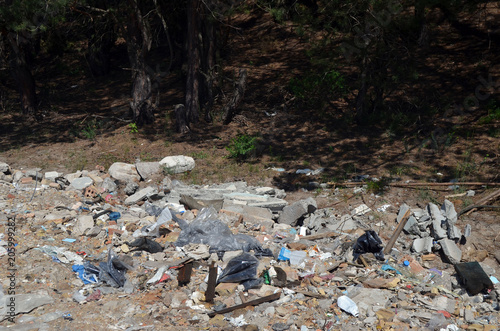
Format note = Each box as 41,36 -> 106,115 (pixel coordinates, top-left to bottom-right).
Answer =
100,177 -> 118,193
44,171 -> 60,181
441,199 -> 457,224
108,162 -> 140,182
70,176 -> 94,190
397,203 -> 411,223
439,238 -> 462,264
159,155 -> 195,174
135,162 -> 161,180
412,237 -> 433,254
125,186 -> 156,205
73,215 -> 95,236
447,224 -> 462,241
277,197 -> 317,226
403,216 -> 420,235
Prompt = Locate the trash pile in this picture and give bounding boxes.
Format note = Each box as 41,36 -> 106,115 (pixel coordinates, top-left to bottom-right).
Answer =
0,158 -> 499,330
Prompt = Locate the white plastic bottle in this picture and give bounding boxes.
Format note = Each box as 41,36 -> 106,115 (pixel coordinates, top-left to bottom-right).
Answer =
337,295 -> 359,317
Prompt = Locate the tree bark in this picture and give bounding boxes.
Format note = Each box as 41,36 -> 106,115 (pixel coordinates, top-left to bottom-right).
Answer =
223,68 -> 247,124
185,0 -> 201,126
7,33 -> 37,117
125,0 -> 155,126
201,13 -> 216,122
175,104 -> 190,133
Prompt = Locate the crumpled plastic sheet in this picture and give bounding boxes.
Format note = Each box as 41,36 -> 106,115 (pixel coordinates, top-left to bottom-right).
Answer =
72,264 -> 98,284
127,237 -> 163,253
36,245 -> 83,264
352,230 -> 385,262
84,250 -> 133,288
217,253 -> 259,285
133,207 -> 172,238
173,207 -> 273,256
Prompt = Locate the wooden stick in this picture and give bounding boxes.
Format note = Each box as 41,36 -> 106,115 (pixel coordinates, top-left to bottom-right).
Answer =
205,262 -> 217,303
300,231 -> 340,240
207,292 -> 281,317
383,208 -> 412,255
463,188 -> 500,216
328,181 -> 500,187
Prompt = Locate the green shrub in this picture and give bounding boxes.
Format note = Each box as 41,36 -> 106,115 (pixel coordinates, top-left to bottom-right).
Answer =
226,134 -> 258,160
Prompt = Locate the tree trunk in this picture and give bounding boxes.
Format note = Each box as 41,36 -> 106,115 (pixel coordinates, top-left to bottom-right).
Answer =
87,22 -> 114,77
355,56 -> 368,124
201,13 -> 216,123
175,104 -> 190,133
223,68 -> 247,124
7,33 -> 37,117
185,0 -> 201,126
125,0 -> 155,126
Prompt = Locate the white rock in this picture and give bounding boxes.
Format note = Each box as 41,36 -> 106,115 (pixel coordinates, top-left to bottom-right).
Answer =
159,155 -> 195,174
108,162 -> 140,182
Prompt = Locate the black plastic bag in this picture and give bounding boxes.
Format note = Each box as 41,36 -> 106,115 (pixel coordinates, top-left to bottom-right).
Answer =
217,253 -> 259,285
352,230 -> 385,262
128,237 -> 163,253
84,250 -> 132,288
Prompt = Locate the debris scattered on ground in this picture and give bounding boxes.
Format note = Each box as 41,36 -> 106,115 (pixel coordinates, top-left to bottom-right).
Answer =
0,159 -> 499,330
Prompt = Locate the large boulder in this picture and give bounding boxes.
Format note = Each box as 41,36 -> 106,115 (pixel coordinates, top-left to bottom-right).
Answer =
159,155 -> 195,174
108,162 -> 140,182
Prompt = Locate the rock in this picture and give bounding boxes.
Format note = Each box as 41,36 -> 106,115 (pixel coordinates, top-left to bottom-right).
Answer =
447,224 -> 462,241
108,162 -> 140,182
44,171 -> 60,181
124,180 -> 139,195
403,216 -> 420,235
100,177 -> 118,192
70,176 -> 93,190
412,237 -> 433,254
397,204 -> 411,223
0,293 -> 54,320
439,238 -> 462,264
73,215 -> 94,236
65,171 -> 82,183
441,199 -> 457,224
125,186 -> 156,205
135,162 -> 161,180
86,226 -> 102,237
159,155 -> 195,174
277,197 -> 317,226
25,168 -> 42,181
0,162 -> 10,174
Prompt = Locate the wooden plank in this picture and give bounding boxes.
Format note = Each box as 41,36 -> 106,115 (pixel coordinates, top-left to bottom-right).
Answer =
204,262 -> 217,302
207,292 -> 281,317
383,208 -> 411,255
177,261 -> 193,287
300,231 -> 339,240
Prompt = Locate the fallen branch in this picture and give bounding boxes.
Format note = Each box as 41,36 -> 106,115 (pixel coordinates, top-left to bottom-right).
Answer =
207,292 -> 281,317
459,188 -> 500,216
329,181 -> 500,188
300,231 -> 339,240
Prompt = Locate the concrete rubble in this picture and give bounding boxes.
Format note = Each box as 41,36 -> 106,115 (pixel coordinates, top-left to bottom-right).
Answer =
0,159 -> 499,330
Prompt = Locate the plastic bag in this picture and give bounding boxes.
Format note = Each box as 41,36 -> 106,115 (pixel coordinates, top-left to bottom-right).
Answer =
352,230 -> 384,262
217,253 -> 259,285
84,250 -> 132,288
127,237 -> 163,253
133,207 -> 172,238
174,207 -> 273,255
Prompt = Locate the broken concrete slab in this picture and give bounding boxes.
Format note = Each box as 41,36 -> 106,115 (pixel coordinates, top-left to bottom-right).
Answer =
403,216 -> 420,236
441,199 -> 457,224
125,186 -> 156,205
70,176 -> 93,190
439,238 -> 462,264
135,162 -> 161,180
73,215 -> 95,236
397,203 -> 411,223
108,162 -> 140,182
412,237 -> 433,254
277,197 -> 317,226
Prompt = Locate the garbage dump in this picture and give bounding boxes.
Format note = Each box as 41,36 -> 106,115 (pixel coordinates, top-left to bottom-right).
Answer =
0,159 -> 499,330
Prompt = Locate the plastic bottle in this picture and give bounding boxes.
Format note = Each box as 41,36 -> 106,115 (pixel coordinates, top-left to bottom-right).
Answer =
337,295 -> 359,317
